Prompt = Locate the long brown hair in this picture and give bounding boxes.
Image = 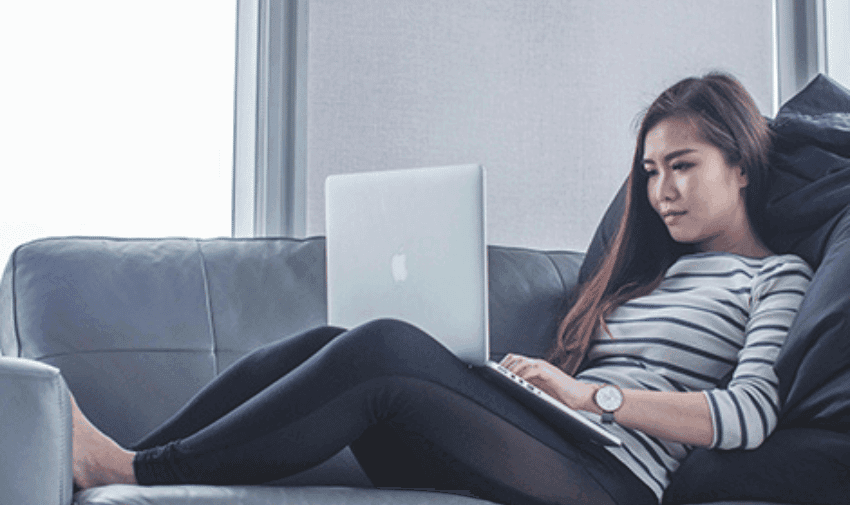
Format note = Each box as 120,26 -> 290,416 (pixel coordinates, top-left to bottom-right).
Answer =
548,72 -> 772,375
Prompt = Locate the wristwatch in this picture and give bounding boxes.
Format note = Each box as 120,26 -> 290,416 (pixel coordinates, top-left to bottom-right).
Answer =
594,384 -> 624,424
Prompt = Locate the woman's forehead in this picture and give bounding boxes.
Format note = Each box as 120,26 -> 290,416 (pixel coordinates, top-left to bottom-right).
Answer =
644,118 -> 710,160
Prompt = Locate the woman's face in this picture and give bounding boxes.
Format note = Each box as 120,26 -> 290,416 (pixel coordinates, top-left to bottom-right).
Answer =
642,117 -> 752,254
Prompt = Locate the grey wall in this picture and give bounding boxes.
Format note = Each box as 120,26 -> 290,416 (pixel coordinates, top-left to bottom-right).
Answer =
305,0 -> 774,251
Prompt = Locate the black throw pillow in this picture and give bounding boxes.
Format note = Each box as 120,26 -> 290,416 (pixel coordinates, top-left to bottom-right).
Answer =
663,428 -> 850,505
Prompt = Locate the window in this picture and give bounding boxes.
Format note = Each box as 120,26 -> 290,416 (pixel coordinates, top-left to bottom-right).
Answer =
0,1 -> 236,264
775,0 -> 850,109
825,0 -> 850,88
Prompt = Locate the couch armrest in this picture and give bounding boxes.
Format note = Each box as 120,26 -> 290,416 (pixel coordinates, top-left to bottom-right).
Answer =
0,357 -> 73,505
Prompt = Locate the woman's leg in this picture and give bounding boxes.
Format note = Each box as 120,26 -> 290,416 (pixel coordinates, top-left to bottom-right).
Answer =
131,325 -> 346,450
74,325 -> 346,488
83,319 -> 653,504
349,382 -> 654,505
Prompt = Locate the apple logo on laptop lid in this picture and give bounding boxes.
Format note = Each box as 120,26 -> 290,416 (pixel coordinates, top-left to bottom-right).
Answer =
391,248 -> 408,283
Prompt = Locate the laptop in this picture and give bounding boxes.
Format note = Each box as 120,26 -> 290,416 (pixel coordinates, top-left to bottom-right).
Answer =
325,164 -> 621,446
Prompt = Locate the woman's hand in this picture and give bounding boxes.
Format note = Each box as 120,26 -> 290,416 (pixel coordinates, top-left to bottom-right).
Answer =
502,353 -> 715,447
500,353 -> 597,411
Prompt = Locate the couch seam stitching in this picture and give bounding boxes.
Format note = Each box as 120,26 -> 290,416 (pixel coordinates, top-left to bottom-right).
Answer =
11,244 -> 21,357
542,252 -> 568,302
35,349 -> 245,360
58,372 -> 70,505
196,241 -> 219,376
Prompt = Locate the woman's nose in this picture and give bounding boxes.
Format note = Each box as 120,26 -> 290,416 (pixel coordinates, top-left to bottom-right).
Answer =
655,172 -> 677,202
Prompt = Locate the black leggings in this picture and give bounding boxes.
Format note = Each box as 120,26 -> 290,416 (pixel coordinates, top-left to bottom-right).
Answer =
131,319 -> 656,505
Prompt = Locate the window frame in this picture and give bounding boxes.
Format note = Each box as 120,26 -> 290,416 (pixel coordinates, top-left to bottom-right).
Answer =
774,0 -> 850,111
233,0 -> 308,238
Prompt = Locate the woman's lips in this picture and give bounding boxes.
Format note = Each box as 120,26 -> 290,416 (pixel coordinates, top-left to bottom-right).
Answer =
663,211 -> 687,223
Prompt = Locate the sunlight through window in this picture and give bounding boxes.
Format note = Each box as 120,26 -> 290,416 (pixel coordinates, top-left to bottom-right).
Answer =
0,1 -> 236,264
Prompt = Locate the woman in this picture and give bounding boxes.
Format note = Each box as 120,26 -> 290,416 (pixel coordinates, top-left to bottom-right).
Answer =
71,73 -> 813,505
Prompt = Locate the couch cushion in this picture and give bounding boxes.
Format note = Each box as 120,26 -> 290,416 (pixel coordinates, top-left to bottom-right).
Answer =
663,428 -> 850,505
0,237 -> 333,446
198,238 -> 327,371
4,238 -> 218,445
6,238 -> 214,358
487,246 -> 583,361
763,75 -> 850,433
74,485 -> 497,505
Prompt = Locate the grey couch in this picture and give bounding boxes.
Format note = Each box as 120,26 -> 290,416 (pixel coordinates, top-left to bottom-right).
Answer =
0,236 -> 579,505
0,235 -> 838,505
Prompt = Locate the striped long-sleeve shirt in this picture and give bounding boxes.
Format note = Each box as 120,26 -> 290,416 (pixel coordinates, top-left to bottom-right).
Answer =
575,251 -> 813,502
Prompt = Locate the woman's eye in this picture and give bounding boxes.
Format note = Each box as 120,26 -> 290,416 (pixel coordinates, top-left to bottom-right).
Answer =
644,169 -> 658,177
672,162 -> 692,171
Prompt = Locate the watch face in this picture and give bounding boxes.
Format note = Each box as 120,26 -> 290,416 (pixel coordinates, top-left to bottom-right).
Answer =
596,385 -> 623,412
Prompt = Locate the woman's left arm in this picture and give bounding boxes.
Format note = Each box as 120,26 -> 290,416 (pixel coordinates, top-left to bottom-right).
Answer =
501,355 -> 715,447
700,257 -> 813,450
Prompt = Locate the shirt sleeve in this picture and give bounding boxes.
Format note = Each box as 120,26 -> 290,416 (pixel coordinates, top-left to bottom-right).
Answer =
703,256 -> 813,450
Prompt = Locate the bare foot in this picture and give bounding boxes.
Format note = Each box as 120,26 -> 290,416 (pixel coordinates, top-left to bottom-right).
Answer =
70,392 -> 138,489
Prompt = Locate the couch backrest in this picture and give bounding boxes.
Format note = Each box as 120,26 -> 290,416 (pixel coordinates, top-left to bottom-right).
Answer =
0,236 -> 583,446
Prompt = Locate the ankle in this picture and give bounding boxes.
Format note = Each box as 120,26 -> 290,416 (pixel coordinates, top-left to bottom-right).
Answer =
117,449 -> 138,485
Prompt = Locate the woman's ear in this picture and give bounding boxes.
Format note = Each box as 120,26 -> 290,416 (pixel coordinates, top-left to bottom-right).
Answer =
736,166 -> 748,188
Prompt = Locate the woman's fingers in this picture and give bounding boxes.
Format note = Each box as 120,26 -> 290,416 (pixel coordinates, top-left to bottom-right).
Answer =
501,354 -> 541,378
500,353 -> 526,371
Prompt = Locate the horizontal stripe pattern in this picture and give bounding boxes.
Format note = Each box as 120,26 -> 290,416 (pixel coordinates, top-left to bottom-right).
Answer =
576,252 -> 812,501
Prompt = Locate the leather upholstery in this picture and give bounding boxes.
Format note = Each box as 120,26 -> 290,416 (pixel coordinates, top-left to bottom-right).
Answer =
73,485 -> 494,505
0,357 -> 73,505
486,245 -> 583,361
0,237 -> 582,504
0,234 -> 830,504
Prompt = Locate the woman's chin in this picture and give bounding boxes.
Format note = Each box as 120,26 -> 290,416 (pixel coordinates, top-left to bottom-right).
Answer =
668,232 -> 702,249
666,229 -> 694,244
